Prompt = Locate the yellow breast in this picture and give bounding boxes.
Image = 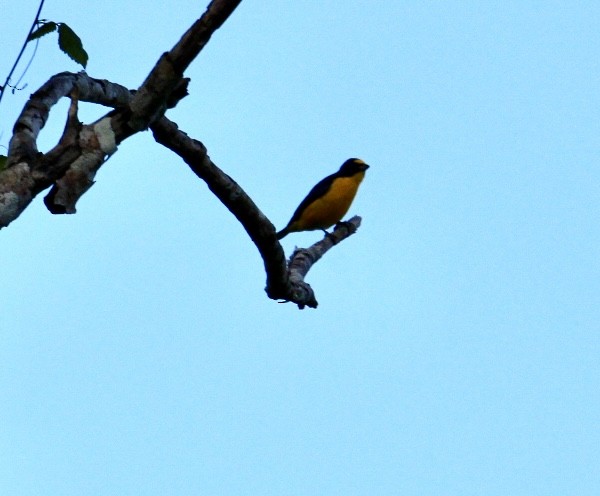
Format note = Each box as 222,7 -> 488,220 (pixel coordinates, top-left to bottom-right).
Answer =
292,171 -> 365,231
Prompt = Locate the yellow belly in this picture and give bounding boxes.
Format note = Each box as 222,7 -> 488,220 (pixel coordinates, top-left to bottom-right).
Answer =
290,172 -> 365,231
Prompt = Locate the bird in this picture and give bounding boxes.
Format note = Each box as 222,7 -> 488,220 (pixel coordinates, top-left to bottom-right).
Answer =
277,158 -> 369,240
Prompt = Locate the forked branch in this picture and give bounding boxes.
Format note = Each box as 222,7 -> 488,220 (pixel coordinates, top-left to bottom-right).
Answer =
150,118 -> 363,308
0,0 -> 364,308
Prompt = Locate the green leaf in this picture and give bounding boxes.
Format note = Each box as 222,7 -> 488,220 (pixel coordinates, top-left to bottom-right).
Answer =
0,155 -> 7,172
57,23 -> 88,68
27,21 -> 58,42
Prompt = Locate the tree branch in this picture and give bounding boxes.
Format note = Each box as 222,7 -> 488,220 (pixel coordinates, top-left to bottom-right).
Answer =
128,0 -> 242,131
1,0 -> 241,228
150,118 -> 363,309
0,72 -> 132,227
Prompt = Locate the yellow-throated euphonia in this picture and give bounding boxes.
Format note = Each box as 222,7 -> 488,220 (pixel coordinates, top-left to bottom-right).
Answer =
277,158 -> 369,239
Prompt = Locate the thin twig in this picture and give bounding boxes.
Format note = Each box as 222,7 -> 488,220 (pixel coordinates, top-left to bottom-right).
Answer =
0,0 -> 45,113
13,39 -> 40,92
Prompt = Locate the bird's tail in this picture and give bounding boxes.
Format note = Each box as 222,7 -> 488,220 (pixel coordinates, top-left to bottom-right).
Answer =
276,227 -> 290,240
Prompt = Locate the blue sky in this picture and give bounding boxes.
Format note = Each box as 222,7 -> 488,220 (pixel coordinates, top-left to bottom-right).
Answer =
1,1 -> 599,495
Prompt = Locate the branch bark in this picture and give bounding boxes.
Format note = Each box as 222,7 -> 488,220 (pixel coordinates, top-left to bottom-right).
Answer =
0,72 -> 132,226
1,0 -> 242,228
128,0 -> 242,131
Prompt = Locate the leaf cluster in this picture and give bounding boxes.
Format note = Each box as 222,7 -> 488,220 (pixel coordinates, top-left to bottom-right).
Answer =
28,20 -> 88,68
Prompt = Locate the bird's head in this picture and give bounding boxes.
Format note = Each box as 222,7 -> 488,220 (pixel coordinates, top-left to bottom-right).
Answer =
339,158 -> 370,176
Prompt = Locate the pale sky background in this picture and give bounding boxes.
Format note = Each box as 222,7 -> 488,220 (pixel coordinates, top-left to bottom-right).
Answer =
1,1 -> 599,495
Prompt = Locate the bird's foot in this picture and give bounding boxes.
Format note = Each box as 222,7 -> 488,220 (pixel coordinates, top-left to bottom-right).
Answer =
322,229 -> 337,244
334,220 -> 354,232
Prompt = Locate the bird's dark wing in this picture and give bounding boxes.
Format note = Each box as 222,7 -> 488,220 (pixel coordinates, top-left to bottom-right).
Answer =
287,173 -> 336,224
